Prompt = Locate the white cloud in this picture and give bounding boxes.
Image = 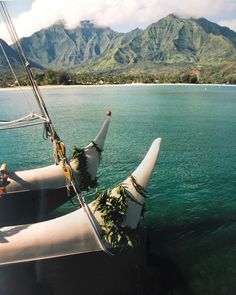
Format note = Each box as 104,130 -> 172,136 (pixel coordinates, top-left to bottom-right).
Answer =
0,0 -> 236,43
219,18 -> 236,32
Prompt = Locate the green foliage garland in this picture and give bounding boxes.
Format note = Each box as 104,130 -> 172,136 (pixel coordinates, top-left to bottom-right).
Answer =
72,146 -> 98,191
93,184 -> 138,249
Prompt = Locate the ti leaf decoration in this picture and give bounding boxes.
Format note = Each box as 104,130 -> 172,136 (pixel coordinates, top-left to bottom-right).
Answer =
72,146 -> 98,191
93,184 -> 140,249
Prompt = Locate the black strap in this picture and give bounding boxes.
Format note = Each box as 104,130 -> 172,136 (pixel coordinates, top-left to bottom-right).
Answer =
91,141 -> 103,154
122,175 -> 148,206
130,175 -> 147,198
124,189 -> 143,206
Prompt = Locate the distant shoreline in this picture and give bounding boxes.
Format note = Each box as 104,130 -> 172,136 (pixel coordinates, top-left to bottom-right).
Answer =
0,83 -> 236,92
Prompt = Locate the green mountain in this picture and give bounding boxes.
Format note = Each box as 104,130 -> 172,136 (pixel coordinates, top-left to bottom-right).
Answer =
1,14 -> 236,82
20,21 -> 123,68
0,38 -> 42,74
0,38 -> 21,72
81,14 -> 236,73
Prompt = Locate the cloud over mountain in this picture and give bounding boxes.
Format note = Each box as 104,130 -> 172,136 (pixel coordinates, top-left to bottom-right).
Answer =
0,0 -> 235,43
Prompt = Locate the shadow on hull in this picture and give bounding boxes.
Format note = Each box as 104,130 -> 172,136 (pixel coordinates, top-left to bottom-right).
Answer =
0,188 -> 73,226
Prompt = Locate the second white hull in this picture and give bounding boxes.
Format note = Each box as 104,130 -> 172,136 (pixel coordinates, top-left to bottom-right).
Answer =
0,138 -> 161,265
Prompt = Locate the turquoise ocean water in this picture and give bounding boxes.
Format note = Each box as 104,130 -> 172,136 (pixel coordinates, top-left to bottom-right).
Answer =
0,84 -> 236,294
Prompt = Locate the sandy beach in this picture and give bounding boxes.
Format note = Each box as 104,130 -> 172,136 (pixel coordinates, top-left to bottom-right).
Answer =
0,83 -> 236,92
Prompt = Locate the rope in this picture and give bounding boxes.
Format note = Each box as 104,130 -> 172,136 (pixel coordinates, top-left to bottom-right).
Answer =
0,1 -> 111,256
0,2 -> 51,124
130,175 -> 147,198
91,141 -> 103,154
0,2 -> 51,132
0,120 -> 46,130
70,173 -> 113,256
0,2 -> 30,73
91,141 -> 103,160
0,113 -> 48,125
59,153 -> 113,255
0,113 -> 35,125
121,175 -> 147,206
0,41 -> 33,113
0,113 -> 49,130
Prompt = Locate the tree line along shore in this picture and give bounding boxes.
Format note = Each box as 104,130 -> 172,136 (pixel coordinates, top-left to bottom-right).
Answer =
0,68 -> 236,87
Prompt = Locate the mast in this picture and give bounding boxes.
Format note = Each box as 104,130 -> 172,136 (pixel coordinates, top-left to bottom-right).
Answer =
0,1 -> 57,140
0,1 -> 112,255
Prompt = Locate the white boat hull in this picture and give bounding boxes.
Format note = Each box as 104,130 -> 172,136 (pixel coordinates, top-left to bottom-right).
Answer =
0,116 -> 110,225
0,138 -> 161,265
6,116 -> 110,193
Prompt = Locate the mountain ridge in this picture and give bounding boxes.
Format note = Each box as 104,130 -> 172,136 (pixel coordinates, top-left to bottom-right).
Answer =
0,14 -> 236,83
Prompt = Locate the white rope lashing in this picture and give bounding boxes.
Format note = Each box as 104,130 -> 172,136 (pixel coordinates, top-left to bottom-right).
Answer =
0,113 -> 49,130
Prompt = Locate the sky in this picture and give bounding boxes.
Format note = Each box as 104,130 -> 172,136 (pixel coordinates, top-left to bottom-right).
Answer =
0,0 -> 236,43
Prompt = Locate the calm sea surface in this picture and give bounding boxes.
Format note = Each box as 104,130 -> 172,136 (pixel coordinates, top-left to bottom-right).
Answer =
0,84 -> 236,294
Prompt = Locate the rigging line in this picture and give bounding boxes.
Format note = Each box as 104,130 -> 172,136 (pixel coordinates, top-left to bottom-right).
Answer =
0,121 -> 46,130
0,113 -> 48,125
1,1 -> 60,144
0,41 -> 33,113
0,2 -> 51,124
70,176 -> 113,256
0,2 -> 110,255
84,202 -> 113,256
0,113 -> 36,124
0,113 -> 48,130
55,143 -> 113,256
0,2 -> 61,152
32,113 -> 49,122
0,3 -> 27,75
1,2 -> 111,255
0,2 -> 29,68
